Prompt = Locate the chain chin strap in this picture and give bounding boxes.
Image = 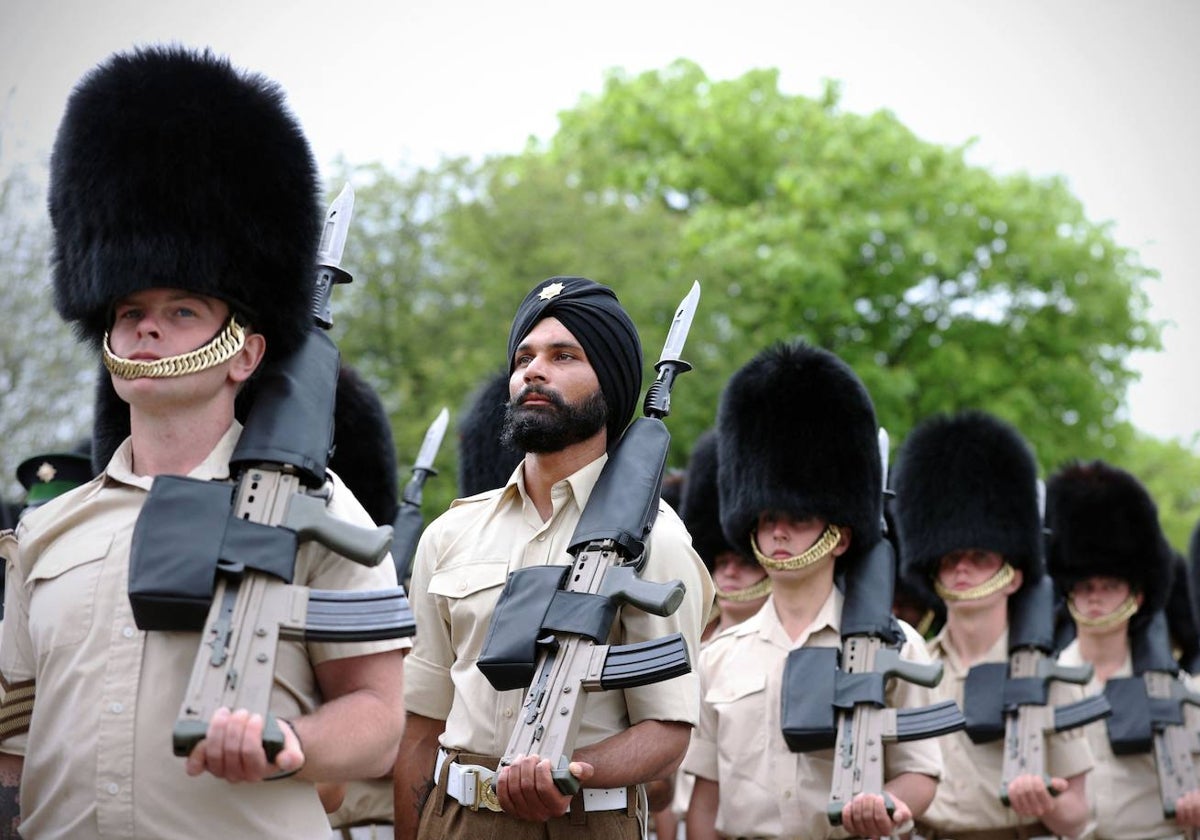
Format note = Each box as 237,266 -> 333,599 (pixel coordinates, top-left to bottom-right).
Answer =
934,562 -> 1016,603
103,318 -> 246,380
1068,594 -> 1139,629
716,575 -> 774,602
750,524 -> 842,572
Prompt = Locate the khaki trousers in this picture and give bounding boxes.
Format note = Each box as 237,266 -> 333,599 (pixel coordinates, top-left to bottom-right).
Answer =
417,750 -> 641,840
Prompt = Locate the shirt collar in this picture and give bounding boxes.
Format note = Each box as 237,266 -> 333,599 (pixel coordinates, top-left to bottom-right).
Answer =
736,585 -> 843,650
929,620 -> 1009,672
104,420 -> 242,490
510,452 -> 608,511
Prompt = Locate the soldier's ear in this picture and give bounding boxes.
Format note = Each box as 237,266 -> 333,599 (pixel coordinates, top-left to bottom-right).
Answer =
832,526 -> 852,557
230,332 -> 266,384
1006,566 -> 1024,595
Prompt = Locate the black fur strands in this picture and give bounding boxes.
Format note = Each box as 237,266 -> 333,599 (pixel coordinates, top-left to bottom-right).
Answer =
679,430 -> 736,572
457,371 -> 523,497
1045,460 -> 1172,623
329,366 -> 398,528
716,341 -> 881,566
893,410 -> 1043,607
1165,551 -> 1200,673
49,46 -> 320,359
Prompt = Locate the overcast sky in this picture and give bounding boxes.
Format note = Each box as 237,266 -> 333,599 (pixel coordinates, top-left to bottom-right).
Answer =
3,0 -> 1197,446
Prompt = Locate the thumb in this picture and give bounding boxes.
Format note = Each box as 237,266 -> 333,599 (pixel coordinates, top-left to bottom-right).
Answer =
1049,776 -> 1069,794
567,761 -> 595,784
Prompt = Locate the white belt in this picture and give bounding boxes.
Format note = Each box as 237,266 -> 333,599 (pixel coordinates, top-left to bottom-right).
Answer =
435,748 -> 628,813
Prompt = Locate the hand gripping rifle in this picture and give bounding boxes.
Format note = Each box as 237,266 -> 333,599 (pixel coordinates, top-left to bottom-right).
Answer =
1104,609 -> 1200,826
127,185 -> 415,761
475,282 -> 701,796
782,430 -> 965,826
391,407 -> 449,586
960,575 -> 1111,803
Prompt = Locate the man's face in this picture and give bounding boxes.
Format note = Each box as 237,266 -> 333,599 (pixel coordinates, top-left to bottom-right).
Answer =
109,287 -> 230,361
503,317 -> 607,454
1069,575 -> 1135,620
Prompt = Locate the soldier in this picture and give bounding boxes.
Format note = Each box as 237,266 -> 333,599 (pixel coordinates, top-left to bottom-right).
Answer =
894,411 -> 1093,839
685,341 -> 942,840
15,450 -> 95,511
1046,460 -> 1200,836
0,47 -> 407,839
394,276 -> 713,840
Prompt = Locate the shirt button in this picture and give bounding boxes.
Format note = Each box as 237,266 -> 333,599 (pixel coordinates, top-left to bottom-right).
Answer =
537,535 -> 546,542
457,580 -> 468,592
121,626 -> 135,639
504,708 -> 513,718
106,782 -> 120,795
784,789 -> 793,800
109,703 -> 124,714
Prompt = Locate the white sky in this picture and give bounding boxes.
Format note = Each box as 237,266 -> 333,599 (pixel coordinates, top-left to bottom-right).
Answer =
2,0 -> 1197,446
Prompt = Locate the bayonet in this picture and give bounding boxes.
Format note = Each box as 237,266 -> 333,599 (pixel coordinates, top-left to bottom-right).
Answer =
392,407 -> 450,583
313,183 -> 355,329
644,281 -> 700,419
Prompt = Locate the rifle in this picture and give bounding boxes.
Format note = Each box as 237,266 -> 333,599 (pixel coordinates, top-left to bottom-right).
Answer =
1105,610 -> 1200,827
960,575 -> 1111,803
127,184 -> 415,761
783,430 -> 966,826
476,281 -> 701,795
391,407 -> 449,585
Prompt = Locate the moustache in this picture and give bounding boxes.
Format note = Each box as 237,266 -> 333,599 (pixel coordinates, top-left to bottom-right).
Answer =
512,385 -> 566,409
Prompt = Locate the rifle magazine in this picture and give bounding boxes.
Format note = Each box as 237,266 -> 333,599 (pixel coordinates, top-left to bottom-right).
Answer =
596,633 -> 691,690
302,586 -> 416,641
1053,694 -> 1112,733
894,700 -> 966,742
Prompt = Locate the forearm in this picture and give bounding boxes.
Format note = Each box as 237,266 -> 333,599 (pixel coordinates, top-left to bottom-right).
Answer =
393,713 -> 444,840
298,649 -> 406,781
685,776 -> 721,840
1041,776 -> 1089,839
885,771 -> 937,820
572,719 -> 690,789
0,752 -> 21,840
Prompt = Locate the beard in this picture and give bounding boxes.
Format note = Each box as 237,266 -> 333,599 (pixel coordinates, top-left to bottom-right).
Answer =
502,385 -> 608,453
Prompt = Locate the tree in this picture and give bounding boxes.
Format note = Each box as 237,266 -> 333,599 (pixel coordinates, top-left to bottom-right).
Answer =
0,154 -> 94,503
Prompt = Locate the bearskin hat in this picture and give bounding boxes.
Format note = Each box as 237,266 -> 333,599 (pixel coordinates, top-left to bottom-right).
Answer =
1165,551 -> 1200,672
893,411 -> 1043,606
679,429 -> 737,572
717,341 -> 881,566
457,370 -> 523,497
1190,518 -> 1200,636
49,45 -> 320,356
1045,460 -> 1172,624
329,366 -> 399,527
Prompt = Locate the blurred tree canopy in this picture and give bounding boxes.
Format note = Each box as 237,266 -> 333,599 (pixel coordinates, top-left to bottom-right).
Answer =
331,60 -> 1178,523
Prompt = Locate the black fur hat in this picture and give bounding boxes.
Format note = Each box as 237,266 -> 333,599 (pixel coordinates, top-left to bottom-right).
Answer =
1165,551 -> 1200,672
457,371 -> 523,496
49,45 -> 320,356
329,366 -> 398,527
1190,518 -> 1200,636
893,411 -> 1043,606
679,429 -> 737,572
717,341 -> 881,565
1045,460 -> 1172,623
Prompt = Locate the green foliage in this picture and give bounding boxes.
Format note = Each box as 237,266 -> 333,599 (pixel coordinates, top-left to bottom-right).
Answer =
1120,433 -> 1200,552
329,60 -> 1178,532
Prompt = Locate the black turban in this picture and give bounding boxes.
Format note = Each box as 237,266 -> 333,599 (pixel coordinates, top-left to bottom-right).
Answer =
507,277 -> 643,448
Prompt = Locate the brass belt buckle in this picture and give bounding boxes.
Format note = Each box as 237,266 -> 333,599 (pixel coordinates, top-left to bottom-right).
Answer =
464,768 -> 503,812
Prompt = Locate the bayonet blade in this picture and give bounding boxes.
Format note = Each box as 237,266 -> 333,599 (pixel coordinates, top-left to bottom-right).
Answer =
657,281 -> 700,365
317,183 -> 355,269
413,407 -> 450,473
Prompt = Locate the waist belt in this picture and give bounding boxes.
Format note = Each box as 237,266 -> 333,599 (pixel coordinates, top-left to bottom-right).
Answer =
435,748 -> 628,813
915,823 -> 1054,840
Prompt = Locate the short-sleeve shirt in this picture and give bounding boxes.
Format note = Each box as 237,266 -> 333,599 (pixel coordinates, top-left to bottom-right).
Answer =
682,587 -> 944,840
921,625 -> 1094,833
403,454 -> 714,756
1058,640 -> 1181,840
0,423 -> 408,840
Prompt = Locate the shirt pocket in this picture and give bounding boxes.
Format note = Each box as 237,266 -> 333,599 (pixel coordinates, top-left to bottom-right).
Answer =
428,557 -> 510,643
706,669 -> 769,779
28,531 -> 113,652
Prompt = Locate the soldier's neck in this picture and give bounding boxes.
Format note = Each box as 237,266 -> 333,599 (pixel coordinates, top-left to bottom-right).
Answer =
1076,625 -> 1130,685
770,569 -> 835,642
944,600 -> 1008,667
522,434 -> 606,521
128,404 -> 234,477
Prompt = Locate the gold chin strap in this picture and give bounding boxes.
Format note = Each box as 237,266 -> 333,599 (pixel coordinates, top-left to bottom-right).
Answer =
934,562 -> 1016,603
716,575 -> 773,602
1068,594 -> 1139,629
750,524 -> 842,572
103,317 -> 246,380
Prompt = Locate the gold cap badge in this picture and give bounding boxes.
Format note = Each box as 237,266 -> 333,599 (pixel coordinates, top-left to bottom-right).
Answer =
36,462 -> 57,483
537,281 -> 565,301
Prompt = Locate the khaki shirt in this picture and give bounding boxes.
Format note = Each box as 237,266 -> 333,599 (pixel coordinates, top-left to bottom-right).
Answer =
404,454 -> 714,755
0,424 -> 408,840
682,588 -> 944,840
922,626 -> 1094,833
1059,640 -> 1182,840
